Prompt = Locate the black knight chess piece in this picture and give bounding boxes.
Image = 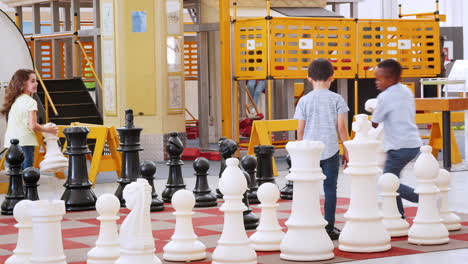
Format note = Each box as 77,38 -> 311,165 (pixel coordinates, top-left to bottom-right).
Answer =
162,132 -> 187,203
280,154 -> 293,200
23,167 -> 40,201
114,109 -> 144,207
1,139 -> 25,215
242,170 -> 259,230
140,161 -> 164,212
241,155 -> 259,204
193,157 -> 217,207
217,138 -> 238,198
254,145 -> 276,186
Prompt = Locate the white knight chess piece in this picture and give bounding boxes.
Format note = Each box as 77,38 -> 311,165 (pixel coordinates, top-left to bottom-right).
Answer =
39,123 -> 68,173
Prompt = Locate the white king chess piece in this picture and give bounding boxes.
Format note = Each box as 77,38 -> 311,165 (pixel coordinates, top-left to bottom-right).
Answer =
435,169 -> 461,231
39,123 -> 68,173
378,173 -> 409,237
338,114 -> 391,253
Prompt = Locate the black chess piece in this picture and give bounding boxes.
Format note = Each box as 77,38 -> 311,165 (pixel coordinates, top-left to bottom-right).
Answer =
140,161 -> 164,212
241,155 -> 259,204
254,145 -> 276,186
217,138 -> 238,198
1,139 -> 25,215
161,132 -> 186,203
114,109 -> 144,207
61,127 -> 97,211
23,167 -> 40,201
193,157 -> 217,207
280,154 -> 293,200
242,170 -> 259,230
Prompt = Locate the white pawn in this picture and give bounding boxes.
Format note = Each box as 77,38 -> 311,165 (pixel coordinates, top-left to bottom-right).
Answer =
378,173 -> 409,237
250,183 -> 284,251
435,169 -> 461,231
6,200 -> 33,264
163,190 -> 206,261
408,146 -> 449,245
30,200 -> 67,264
212,158 -> 257,264
87,194 -> 121,264
39,123 -> 68,173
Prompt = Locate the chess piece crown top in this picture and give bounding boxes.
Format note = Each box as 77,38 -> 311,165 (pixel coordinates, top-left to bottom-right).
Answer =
125,109 -> 135,128
351,114 -> 373,141
172,190 -> 195,212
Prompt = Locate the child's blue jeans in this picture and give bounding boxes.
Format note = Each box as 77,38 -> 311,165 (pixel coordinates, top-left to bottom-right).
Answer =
21,146 -> 35,170
320,151 -> 340,228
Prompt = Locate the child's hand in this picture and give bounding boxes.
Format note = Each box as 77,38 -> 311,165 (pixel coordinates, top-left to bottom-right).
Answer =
45,123 -> 58,135
342,152 -> 349,169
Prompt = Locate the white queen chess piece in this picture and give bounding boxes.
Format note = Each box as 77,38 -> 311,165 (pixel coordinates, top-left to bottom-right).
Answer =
115,179 -> 161,264
435,169 -> 461,231
378,173 -> 409,237
39,123 -> 68,173
338,114 -> 391,253
6,200 -> 33,264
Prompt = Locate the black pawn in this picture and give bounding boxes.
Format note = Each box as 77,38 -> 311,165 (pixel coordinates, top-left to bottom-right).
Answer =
23,167 -> 40,201
254,145 -> 276,186
115,109 -> 144,207
193,157 -> 217,207
162,132 -> 186,203
61,127 -> 97,211
280,154 -> 293,200
217,138 -> 238,198
140,161 -> 164,212
241,155 -> 259,204
242,170 -> 259,230
1,139 -> 25,215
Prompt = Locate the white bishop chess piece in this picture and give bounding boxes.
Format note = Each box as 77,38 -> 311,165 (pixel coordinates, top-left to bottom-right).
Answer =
435,169 -> 461,231
115,179 -> 161,264
408,146 -> 449,245
163,189 -> 206,261
6,200 -> 33,264
250,182 -> 284,251
378,173 -> 409,237
338,114 -> 391,253
39,123 -> 68,173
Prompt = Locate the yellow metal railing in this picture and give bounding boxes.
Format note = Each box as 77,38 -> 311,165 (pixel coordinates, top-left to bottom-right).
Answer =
76,40 -> 103,89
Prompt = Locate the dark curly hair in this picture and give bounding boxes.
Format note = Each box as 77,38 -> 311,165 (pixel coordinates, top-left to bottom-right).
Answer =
1,69 -> 35,117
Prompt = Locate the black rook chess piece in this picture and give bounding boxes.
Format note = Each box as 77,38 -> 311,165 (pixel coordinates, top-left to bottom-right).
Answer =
193,157 -> 217,207
241,155 -> 259,204
254,145 -> 276,186
23,167 -> 40,201
1,139 -> 25,215
217,138 -> 238,198
280,154 -> 293,200
162,132 -> 186,203
242,170 -> 259,230
61,127 -> 97,211
140,161 -> 164,212
114,109 -> 144,207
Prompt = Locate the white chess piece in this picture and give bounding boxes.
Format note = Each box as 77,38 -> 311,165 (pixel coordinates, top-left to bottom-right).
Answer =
39,123 -> 68,173
6,200 -> 33,264
280,140 -> 334,261
408,146 -> 449,245
212,158 -> 257,264
378,173 -> 409,237
250,182 -> 284,251
30,200 -> 67,264
115,179 -> 161,264
435,169 -> 461,231
365,99 -> 386,168
87,194 -> 121,264
339,114 -> 391,253
163,190 -> 206,261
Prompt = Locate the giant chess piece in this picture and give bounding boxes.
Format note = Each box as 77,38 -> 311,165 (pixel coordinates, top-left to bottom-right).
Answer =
280,141 -> 334,261
365,98 -> 386,168
242,170 -> 259,230
338,114 -> 391,252
241,155 -> 259,204
250,183 -> 284,251
39,123 -> 68,173
23,167 -> 40,201
408,146 -> 450,245
254,145 -> 276,186
61,127 -> 97,211
217,138 -> 238,198
192,157 -> 217,207
212,158 -> 257,264
435,169 -> 461,231
1,139 -> 25,215
163,190 -> 206,261
140,161 -> 164,212
30,200 -> 67,264
378,173 -> 409,237
162,132 -> 187,203
116,179 -> 161,264
115,109 -> 144,207
280,154 -> 293,200
5,200 -> 33,264
87,194 -> 121,264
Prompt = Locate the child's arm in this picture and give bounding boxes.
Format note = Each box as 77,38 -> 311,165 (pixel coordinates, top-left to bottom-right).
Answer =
28,110 -> 58,134
297,120 -> 305,140
337,113 -> 349,166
